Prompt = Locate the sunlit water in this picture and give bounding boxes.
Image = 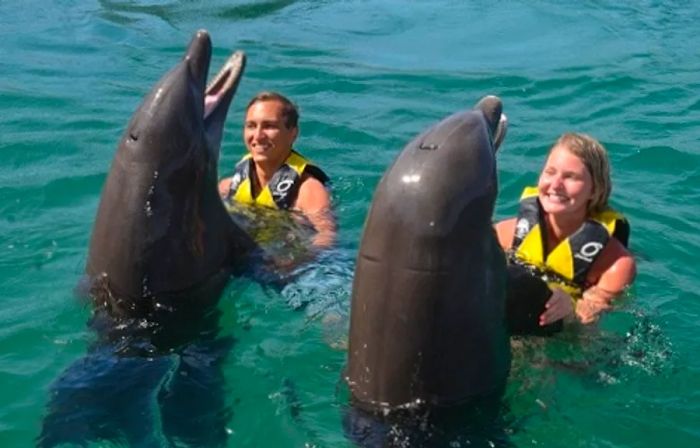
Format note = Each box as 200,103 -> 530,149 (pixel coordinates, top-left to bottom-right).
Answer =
1,1 -> 699,446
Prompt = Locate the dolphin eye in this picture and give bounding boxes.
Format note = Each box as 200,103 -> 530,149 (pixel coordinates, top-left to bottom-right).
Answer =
128,133 -> 138,142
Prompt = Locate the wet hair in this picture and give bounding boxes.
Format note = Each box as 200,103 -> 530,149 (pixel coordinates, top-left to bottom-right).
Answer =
246,91 -> 299,129
550,132 -> 612,214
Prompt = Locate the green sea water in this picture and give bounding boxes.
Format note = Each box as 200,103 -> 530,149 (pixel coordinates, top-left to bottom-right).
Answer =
1,1 -> 699,446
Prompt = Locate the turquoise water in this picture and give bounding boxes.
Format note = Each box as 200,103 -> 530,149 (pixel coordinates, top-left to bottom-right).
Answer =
1,0 -> 699,446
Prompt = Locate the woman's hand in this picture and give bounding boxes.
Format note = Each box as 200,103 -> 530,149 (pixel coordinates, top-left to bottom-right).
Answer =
539,287 -> 575,326
575,287 -> 612,324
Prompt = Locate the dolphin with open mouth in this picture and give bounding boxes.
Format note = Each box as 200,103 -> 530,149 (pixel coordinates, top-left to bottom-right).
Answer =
85,30 -> 255,322
38,31 -> 254,448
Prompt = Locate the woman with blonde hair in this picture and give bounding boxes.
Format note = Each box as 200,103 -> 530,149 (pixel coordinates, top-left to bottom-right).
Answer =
496,133 -> 636,330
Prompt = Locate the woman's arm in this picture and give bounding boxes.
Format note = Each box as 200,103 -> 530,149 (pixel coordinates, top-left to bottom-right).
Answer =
541,239 -> 637,325
575,239 -> 636,323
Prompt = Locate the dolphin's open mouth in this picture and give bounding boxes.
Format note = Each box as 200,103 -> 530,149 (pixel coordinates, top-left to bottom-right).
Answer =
204,51 -> 246,119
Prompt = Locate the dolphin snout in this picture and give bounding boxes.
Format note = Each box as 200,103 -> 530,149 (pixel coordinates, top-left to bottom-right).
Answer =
184,29 -> 212,91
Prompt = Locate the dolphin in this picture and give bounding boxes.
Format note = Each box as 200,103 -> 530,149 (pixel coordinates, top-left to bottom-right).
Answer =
345,97 -> 511,419
38,31 -> 252,448
85,30 -> 254,323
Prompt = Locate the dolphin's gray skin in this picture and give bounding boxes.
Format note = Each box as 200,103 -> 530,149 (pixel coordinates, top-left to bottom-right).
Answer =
506,263 -> 562,336
86,30 -> 254,321
38,31 -> 250,448
346,97 -> 511,415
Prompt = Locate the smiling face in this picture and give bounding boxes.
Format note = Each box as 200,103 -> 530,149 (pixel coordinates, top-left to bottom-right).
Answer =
243,99 -> 298,169
538,144 -> 594,220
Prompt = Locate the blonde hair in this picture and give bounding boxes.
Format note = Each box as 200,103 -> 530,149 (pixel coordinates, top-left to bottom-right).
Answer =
550,133 -> 612,214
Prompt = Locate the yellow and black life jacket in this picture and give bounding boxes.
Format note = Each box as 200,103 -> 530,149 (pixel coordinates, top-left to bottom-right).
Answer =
510,186 -> 630,299
225,150 -> 328,210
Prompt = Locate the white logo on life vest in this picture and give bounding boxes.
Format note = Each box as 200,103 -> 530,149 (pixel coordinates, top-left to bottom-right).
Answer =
515,218 -> 530,239
574,242 -> 604,263
275,179 -> 294,195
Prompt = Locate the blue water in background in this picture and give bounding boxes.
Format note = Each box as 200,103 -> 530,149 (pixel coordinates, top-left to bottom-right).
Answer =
1,1 -> 699,446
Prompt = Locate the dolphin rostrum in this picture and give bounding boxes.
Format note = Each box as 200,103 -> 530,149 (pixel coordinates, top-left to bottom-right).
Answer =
85,30 -> 255,321
38,31 -> 253,448
346,96 -> 511,415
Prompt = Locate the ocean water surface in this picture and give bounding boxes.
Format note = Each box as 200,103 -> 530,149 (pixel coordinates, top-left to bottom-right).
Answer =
1,1 -> 699,446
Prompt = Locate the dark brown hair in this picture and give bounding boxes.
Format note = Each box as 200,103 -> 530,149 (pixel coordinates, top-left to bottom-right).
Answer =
246,91 -> 299,129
